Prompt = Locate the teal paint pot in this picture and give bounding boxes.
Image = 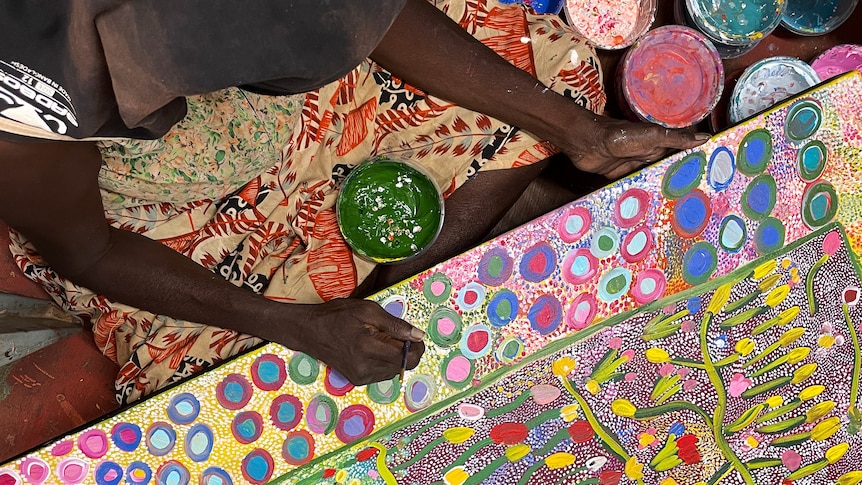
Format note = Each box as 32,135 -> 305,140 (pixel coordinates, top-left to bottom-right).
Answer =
678,0 -> 785,59
781,0 -> 858,35
728,56 -> 821,123
336,158 -> 444,264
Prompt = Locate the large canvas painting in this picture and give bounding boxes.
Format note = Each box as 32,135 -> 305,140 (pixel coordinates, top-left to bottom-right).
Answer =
2,72 -> 861,485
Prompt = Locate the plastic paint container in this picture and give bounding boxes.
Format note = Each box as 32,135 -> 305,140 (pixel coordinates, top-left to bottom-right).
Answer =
499,0 -> 565,14
728,56 -> 821,124
618,25 -> 724,128
673,0 -> 759,59
811,44 -> 862,80
564,0 -> 657,50
682,0 -> 785,59
336,158 -> 444,264
781,0 -> 858,35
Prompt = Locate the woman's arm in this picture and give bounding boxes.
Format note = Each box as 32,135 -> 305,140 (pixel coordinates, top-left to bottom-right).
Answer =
0,139 -> 425,385
372,0 -> 710,179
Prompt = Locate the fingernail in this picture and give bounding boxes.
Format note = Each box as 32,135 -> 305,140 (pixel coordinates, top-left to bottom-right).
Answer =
410,327 -> 426,340
695,133 -> 712,141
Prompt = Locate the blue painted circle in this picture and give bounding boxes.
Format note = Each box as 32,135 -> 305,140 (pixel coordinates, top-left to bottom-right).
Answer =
94,461 -> 124,485
110,423 -> 142,452
662,152 -> 706,199
125,462 -> 152,485
231,411 -> 263,445
707,146 -> 735,191
519,242 -> 557,282
185,424 -> 214,462
145,422 -> 176,456
486,289 -> 520,327
241,449 -> 274,485
200,468 -> 234,485
682,242 -> 718,285
155,461 -> 190,485
672,190 -> 711,238
527,295 -> 563,335
754,217 -> 786,255
166,393 -> 200,425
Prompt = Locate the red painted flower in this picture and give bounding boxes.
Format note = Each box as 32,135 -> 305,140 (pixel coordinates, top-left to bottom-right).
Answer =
355,447 -> 378,462
489,422 -> 529,445
676,434 -> 701,464
322,469 -> 336,479
567,420 -> 595,443
598,470 -> 623,485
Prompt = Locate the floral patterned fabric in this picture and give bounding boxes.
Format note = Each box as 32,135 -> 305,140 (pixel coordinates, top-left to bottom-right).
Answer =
9,0 -> 606,404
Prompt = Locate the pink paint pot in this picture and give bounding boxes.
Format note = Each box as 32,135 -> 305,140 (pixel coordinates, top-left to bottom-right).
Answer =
564,0 -> 656,50
617,25 -> 724,128
811,44 -> 862,81
728,56 -> 821,124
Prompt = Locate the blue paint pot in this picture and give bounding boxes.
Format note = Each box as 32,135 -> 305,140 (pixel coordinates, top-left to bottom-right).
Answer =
781,0 -> 858,35
678,0 -> 785,59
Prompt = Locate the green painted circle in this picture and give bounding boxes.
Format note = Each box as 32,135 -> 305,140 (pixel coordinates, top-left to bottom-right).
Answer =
682,241 -> 718,286
796,140 -> 828,182
288,352 -> 320,385
737,129 -> 773,176
718,215 -> 748,253
366,376 -> 401,404
741,173 -> 777,221
440,350 -> 475,390
426,306 -> 463,347
422,272 -> 452,305
754,217 -> 786,255
801,182 -> 839,229
306,394 -> 339,435
590,227 -> 620,259
785,99 -> 823,142
661,152 -> 707,199
494,336 -> 525,364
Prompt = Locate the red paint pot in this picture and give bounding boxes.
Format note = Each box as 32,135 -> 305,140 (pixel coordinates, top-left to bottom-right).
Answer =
617,25 -> 724,128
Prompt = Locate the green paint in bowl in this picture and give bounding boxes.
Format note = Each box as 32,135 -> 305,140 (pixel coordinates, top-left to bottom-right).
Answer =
336,158 -> 444,263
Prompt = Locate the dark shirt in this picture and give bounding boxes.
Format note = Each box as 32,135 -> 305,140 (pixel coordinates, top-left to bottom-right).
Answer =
0,0 -> 406,140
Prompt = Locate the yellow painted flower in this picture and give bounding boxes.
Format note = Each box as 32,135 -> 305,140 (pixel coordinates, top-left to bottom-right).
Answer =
765,284 -> 790,307
806,400 -> 836,423
660,479 -> 678,485
838,471 -> 862,485
707,283 -> 732,314
787,346 -> 811,364
553,356 -> 577,377
560,403 -> 580,422
335,470 -> 348,484
505,443 -> 532,462
781,258 -> 792,269
800,384 -> 826,401
639,432 -> 656,448
811,416 -> 842,441
779,327 -> 805,347
348,480 -> 360,485
827,443 -> 850,463
586,379 -> 601,395
443,427 -> 475,444
443,466 -> 470,485
645,347 -> 671,363
625,456 -> 645,480
791,363 -> 817,384
819,334 -> 836,348
546,452 -> 577,470
735,338 -> 756,356
765,395 -> 784,408
753,260 -> 777,279
745,434 -> 760,448
611,399 -> 637,418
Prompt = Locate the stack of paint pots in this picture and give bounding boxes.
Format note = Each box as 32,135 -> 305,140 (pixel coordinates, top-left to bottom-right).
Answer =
675,0 -> 786,59
781,0 -> 858,35
563,0 -> 657,49
617,25 -> 725,128
811,44 -> 862,80
728,56 -> 821,123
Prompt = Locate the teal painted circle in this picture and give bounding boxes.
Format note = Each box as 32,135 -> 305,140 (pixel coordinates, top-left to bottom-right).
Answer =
754,217 -> 786,255
682,242 -> 718,285
801,182 -> 839,229
597,267 -> 632,303
796,140 -> 828,182
737,129 -> 773,176
422,273 -> 452,304
590,227 -> 620,259
718,215 -> 748,253
741,173 -> 777,221
662,152 -> 707,199
786,99 -> 823,141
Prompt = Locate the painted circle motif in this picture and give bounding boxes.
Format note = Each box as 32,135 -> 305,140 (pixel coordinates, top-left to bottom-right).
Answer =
631,269 -> 667,304
231,411 -> 264,445
215,374 -> 253,410
166,393 -> 201,425
802,181 -> 839,228
156,461 -> 190,485
614,188 -> 650,227
306,394 -> 339,435
427,306 -> 463,346
56,458 -> 89,485
754,217 -> 786,255
200,468 -> 234,485
519,242 -> 557,282
527,294 -> 563,335
423,272 -> 452,304
19,458 -> 50,485
380,295 -> 407,318
590,227 -> 620,259
324,366 -> 354,396
662,152 -> 706,199
94,461 -> 123,485
597,268 -> 632,303
671,189 -> 712,238
0,469 -> 21,485
566,293 -> 597,330
366,376 -> 401,404
124,462 -> 152,485
460,324 -> 494,359
270,395 -> 304,431
456,282 -> 486,311
719,215 -> 748,253
556,206 -> 592,243
737,129 -> 773,176
77,429 -> 108,459
797,140 -> 828,182
741,173 -> 777,221
282,430 -> 315,466
494,336 -> 525,364
477,246 -> 514,286
144,422 -> 176,456
785,99 -> 822,141
486,289 -> 519,327
250,354 -> 287,391
185,424 -> 214,462
441,351 -> 475,389
682,242 -> 718,285
404,374 -> 437,412
561,248 -> 598,285
288,352 -> 320,386
707,146 -> 736,191
241,449 -> 274,485
334,404 -> 376,443
620,225 -> 654,263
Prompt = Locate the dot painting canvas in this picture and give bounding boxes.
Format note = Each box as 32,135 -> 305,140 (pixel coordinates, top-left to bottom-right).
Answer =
2,72 -> 862,485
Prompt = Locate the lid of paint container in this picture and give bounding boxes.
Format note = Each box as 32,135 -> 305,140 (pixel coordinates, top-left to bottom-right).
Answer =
781,0 -> 858,35
685,0 -> 785,46
728,56 -> 821,124
564,0 -> 657,49
336,158 -> 444,264
811,44 -> 862,80
620,25 -> 724,128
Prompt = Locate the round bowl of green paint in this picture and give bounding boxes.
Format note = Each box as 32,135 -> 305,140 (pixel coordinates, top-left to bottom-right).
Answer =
336,157 -> 444,264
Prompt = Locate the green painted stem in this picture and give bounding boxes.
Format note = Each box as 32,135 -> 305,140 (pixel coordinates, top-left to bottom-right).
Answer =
516,458 -> 551,485
465,455 -> 510,485
844,303 -> 860,408
742,340 -> 782,368
392,437 -> 447,471
669,357 -> 707,369
533,428 -> 573,456
404,411 -> 457,441
806,254 -> 829,315
633,400 -> 712,423
719,306 -> 768,329
563,379 -> 633,467
725,292 -> 761,314
487,391 -> 532,418
551,467 -> 590,485
756,398 -> 802,423
441,438 -> 492,474
707,462 -> 734,485
750,354 -> 790,378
